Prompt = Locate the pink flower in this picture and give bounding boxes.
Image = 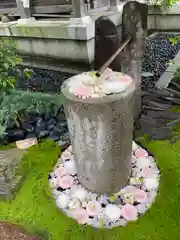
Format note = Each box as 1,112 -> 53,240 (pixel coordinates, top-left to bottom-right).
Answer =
141,167 -> 154,178
133,189 -> 147,203
122,204 -> 138,221
120,75 -> 132,84
103,68 -> 114,79
75,86 -> 93,99
55,167 -> 67,179
73,208 -> 89,224
135,149 -> 148,158
86,201 -> 102,217
58,175 -> 74,189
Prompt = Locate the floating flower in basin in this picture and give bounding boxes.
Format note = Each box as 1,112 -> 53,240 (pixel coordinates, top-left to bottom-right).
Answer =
86,201 -> 102,217
59,175 -> 74,189
105,204 -> 121,222
120,75 -> 132,84
144,178 -> 159,191
74,86 -> 93,99
73,208 -> 89,224
101,81 -> 127,94
133,189 -> 147,203
135,149 -> 148,158
122,204 -> 138,221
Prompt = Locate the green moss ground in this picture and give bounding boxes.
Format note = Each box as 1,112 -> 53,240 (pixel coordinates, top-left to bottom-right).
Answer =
0,138 -> 180,240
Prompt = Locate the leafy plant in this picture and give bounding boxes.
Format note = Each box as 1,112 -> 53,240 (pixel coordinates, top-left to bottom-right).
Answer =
0,90 -> 64,138
145,0 -> 180,6
0,37 -> 65,140
169,36 -> 180,45
0,37 -> 32,95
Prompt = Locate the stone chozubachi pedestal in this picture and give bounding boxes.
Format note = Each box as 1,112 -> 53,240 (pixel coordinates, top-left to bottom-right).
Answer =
61,70 -> 135,195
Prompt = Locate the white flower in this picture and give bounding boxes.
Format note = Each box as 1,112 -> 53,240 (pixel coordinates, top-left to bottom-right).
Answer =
105,204 -> 121,222
147,191 -> 157,204
89,193 -> 98,201
72,187 -> 88,201
132,141 -> 138,151
56,193 -> 69,209
61,150 -> 72,161
82,201 -> 87,208
49,178 -> 58,189
68,199 -> 81,210
86,201 -> 102,217
132,155 -> 137,164
64,160 -> 77,175
136,157 -> 151,168
101,81 -> 126,94
136,203 -> 147,214
67,145 -> 73,153
144,178 -> 159,191
129,177 -> 142,186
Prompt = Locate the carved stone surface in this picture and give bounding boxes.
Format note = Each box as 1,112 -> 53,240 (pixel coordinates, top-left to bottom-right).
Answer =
62,74 -> 135,195
0,148 -> 25,200
121,1 -> 148,119
0,222 -> 40,240
94,16 -> 121,72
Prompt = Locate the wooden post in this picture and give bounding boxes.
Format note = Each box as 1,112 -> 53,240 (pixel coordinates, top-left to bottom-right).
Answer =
72,0 -> 86,18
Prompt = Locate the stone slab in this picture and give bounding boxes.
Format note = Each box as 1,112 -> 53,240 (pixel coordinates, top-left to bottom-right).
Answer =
0,222 -> 40,240
156,49 -> 180,89
0,148 -> 25,201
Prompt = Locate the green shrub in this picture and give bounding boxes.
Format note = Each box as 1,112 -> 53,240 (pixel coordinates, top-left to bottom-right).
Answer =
0,37 -> 32,95
0,37 -> 65,139
0,90 -> 64,138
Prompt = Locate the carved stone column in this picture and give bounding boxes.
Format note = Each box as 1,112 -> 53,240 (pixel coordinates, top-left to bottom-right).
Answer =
62,72 -> 135,195
121,1 -> 148,119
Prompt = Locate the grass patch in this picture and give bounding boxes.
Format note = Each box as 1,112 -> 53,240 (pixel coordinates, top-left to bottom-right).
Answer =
0,139 -> 180,239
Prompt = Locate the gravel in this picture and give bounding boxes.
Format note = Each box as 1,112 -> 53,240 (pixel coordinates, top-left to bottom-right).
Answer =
142,33 -> 180,89
15,69 -> 73,94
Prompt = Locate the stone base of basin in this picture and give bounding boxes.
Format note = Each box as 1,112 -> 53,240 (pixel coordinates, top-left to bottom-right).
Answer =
48,141 -> 160,228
